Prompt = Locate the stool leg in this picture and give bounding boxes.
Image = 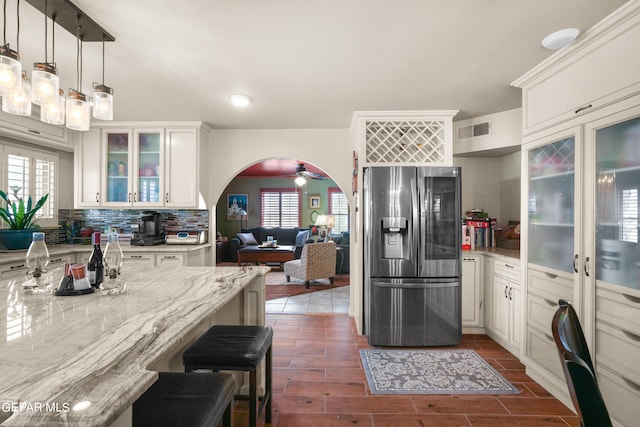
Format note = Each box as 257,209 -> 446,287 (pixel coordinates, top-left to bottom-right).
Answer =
250,370 -> 257,427
265,345 -> 272,423
223,397 -> 233,427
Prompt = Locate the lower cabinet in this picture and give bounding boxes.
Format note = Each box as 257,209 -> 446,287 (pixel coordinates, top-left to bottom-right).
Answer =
462,255 -> 484,331
156,254 -> 186,266
486,257 -> 521,356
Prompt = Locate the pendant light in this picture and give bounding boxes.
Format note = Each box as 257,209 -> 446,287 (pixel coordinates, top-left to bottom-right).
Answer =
41,88 -> 65,124
2,70 -> 31,115
31,0 -> 59,105
92,35 -> 113,120
0,0 -> 21,96
66,18 -> 89,131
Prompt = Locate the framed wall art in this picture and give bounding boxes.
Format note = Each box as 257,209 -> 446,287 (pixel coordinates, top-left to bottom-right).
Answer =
309,194 -> 321,209
227,194 -> 248,220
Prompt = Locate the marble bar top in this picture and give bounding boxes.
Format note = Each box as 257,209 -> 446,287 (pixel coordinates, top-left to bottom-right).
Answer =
0,264 -> 268,426
0,243 -> 212,265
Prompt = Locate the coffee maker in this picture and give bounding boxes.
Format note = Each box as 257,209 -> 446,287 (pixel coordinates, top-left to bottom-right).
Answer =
131,211 -> 165,246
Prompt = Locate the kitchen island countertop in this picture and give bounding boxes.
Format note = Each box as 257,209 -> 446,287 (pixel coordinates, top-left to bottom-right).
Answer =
0,264 -> 267,426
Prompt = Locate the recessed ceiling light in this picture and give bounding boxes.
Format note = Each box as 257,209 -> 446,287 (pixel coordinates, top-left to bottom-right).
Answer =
541,28 -> 580,50
229,94 -> 252,108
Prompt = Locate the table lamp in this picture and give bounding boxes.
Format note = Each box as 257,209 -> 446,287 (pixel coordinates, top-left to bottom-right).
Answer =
314,214 -> 328,241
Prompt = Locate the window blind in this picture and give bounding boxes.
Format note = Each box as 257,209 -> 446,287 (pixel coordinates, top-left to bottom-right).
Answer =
329,188 -> 349,233
260,188 -> 300,228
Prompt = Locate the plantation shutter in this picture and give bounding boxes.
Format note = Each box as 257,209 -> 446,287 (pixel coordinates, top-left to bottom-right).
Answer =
260,188 -> 300,227
329,189 -> 349,233
7,152 -> 30,201
34,153 -> 57,220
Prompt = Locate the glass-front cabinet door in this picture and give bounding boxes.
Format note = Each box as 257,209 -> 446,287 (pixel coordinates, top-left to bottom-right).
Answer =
527,132 -> 578,273
134,129 -> 164,206
591,113 -> 640,290
104,130 -> 133,207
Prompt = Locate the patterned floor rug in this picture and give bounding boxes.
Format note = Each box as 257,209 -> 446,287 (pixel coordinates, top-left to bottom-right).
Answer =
360,349 -> 520,395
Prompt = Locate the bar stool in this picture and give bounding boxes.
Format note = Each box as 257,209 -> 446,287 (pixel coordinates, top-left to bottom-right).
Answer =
183,325 -> 273,427
133,372 -> 234,427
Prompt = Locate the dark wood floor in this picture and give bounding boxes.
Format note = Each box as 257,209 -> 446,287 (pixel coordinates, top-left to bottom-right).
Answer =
232,313 -> 579,426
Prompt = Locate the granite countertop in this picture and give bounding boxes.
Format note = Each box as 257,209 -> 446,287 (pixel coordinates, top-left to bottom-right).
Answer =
0,243 -> 212,265
0,264 -> 268,426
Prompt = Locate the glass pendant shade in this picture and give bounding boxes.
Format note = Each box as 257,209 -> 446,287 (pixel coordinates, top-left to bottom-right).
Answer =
92,83 -> 113,120
2,71 -> 31,116
66,89 -> 90,131
0,46 -> 21,95
41,89 -> 65,125
31,62 -> 59,105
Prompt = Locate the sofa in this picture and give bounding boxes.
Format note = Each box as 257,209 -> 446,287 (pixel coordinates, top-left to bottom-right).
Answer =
229,227 -> 311,262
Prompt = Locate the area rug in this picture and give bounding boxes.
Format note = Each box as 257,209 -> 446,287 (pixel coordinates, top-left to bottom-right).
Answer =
360,349 -> 520,395
265,270 -> 349,300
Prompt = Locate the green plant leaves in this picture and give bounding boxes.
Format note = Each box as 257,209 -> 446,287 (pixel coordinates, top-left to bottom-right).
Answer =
0,190 -> 49,230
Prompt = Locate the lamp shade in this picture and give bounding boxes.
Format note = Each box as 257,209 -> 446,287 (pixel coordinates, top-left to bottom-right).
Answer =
314,214 -> 329,227
41,89 -> 66,125
31,63 -> 59,105
92,83 -> 113,120
66,89 -> 91,131
2,71 -> 31,116
0,46 -> 21,95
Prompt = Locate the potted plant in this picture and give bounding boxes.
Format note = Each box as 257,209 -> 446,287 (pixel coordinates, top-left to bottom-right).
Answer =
0,189 -> 49,250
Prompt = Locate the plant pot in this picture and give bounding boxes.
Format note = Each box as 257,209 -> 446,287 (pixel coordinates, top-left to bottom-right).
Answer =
0,229 -> 37,250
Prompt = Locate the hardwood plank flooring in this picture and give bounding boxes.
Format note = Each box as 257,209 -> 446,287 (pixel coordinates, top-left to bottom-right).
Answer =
231,313 -> 579,426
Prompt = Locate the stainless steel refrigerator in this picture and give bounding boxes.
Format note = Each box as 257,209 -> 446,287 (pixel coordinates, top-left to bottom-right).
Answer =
363,166 -> 462,346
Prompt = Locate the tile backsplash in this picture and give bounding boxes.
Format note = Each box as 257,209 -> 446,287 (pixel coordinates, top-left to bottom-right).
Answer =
56,209 -> 209,245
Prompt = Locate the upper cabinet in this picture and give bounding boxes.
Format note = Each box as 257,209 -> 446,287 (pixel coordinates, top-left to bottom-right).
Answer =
0,108 -> 73,152
512,2 -> 640,136
75,122 -> 210,209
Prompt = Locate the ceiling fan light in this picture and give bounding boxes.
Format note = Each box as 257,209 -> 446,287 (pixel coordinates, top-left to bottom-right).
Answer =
230,94 -> 251,108
31,62 -> 59,105
41,89 -> 66,125
66,89 -> 90,131
92,83 -> 113,120
0,46 -> 21,95
2,71 -> 31,116
295,176 -> 306,186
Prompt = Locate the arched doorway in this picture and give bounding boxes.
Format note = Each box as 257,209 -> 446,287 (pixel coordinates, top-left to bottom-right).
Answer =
213,157 -> 351,314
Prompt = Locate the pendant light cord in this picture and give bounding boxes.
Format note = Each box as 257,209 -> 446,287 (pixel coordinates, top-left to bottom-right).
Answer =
102,36 -> 105,84
2,0 -> 6,47
43,0 -> 47,62
16,0 -> 20,53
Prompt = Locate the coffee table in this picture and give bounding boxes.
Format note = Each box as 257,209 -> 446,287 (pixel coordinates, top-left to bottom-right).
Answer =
237,245 -> 296,266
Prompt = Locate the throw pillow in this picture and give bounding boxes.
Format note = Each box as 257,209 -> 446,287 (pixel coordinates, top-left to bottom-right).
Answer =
295,230 -> 309,246
237,232 -> 258,245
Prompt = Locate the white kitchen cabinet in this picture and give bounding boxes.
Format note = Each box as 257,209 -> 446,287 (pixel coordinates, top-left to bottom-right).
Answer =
0,260 -> 28,280
516,3 -> 640,419
156,253 -> 186,266
487,258 -> 521,355
462,255 -> 483,331
0,109 -> 72,152
121,253 -> 155,267
483,256 -> 494,331
75,122 -> 210,209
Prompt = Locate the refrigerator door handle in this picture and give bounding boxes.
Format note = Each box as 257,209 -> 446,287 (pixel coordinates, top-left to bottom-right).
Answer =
372,279 -> 459,289
411,177 -> 419,268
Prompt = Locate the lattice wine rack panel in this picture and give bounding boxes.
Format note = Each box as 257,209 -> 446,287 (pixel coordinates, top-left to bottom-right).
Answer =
365,120 -> 446,164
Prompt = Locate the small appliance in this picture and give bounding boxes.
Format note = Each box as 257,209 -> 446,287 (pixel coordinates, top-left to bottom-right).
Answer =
131,211 -> 165,246
165,230 -> 206,245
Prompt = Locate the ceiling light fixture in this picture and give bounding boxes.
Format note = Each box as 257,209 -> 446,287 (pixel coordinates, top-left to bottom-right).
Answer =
66,17 -> 89,131
295,176 -> 306,186
2,71 -> 31,115
230,94 -> 251,108
31,0 -> 59,105
0,0 -> 22,96
92,35 -> 113,120
542,28 -> 580,50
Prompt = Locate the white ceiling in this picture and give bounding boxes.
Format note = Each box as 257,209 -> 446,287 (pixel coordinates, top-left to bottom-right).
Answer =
8,0 -> 629,129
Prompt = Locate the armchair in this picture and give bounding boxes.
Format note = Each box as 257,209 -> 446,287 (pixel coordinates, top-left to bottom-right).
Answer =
283,242 -> 337,289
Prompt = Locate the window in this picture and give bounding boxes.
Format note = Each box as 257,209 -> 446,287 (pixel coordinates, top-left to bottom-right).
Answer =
260,188 -> 300,227
2,145 -> 58,228
328,188 -> 349,233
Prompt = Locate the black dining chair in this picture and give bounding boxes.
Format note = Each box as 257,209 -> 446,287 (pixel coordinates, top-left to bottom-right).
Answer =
551,299 -> 612,427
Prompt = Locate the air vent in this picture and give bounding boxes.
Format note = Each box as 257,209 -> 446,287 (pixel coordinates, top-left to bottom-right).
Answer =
473,121 -> 490,137
457,125 -> 473,140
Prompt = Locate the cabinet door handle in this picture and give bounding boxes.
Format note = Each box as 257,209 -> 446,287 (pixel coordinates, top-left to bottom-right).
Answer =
128,192 -> 132,203
622,293 -> 640,304
544,333 -> 554,342
544,272 -> 558,279
574,104 -> 593,115
504,285 -> 509,298
10,264 -> 26,269
622,330 -> 640,342
573,254 -> 579,273
134,192 -> 137,203
96,192 -> 100,203
504,264 -> 514,269
463,258 -> 475,261
508,287 -> 513,300
584,256 -> 590,277
50,258 -> 63,263
543,298 -> 557,307
130,255 -> 143,258
622,377 -> 640,392
163,255 -> 177,259
165,192 -> 169,203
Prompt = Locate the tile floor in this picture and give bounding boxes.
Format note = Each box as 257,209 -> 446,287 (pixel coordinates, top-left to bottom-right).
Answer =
266,286 -> 350,314
230,313 -> 579,426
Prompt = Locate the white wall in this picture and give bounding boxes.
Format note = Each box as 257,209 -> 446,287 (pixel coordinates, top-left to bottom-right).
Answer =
500,151 -> 521,224
454,157 -> 503,221
58,151 -> 75,209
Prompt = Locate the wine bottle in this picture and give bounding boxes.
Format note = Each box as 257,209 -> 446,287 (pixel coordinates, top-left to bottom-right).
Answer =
88,232 -> 104,287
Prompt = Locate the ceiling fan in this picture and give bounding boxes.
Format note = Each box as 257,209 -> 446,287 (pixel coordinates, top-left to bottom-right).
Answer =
296,163 -> 327,180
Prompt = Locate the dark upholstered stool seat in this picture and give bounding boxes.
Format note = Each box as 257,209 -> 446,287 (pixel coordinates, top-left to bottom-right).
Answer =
183,325 -> 273,427
133,372 -> 234,427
